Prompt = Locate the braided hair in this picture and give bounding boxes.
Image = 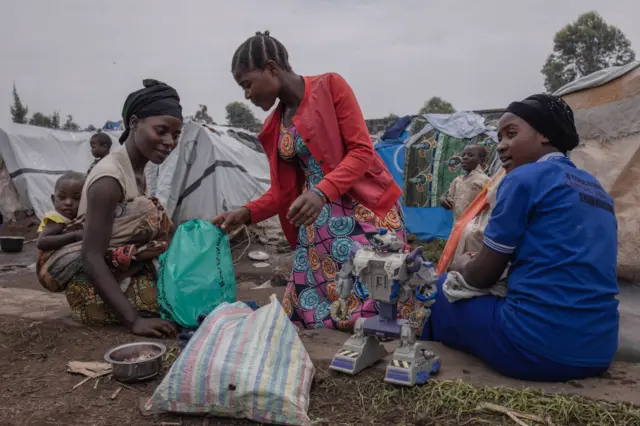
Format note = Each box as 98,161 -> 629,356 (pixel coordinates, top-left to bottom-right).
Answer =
231,31 -> 292,73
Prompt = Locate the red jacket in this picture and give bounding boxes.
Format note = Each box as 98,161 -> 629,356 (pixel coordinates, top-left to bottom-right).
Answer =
245,73 -> 402,248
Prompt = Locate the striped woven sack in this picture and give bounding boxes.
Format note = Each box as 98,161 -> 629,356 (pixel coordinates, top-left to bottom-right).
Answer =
146,294 -> 315,425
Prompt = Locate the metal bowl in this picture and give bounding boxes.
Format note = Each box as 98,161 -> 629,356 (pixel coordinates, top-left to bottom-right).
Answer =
104,342 -> 166,383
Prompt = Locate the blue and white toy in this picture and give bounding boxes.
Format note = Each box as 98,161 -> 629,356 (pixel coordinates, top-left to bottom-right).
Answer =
329,228 -> 441,386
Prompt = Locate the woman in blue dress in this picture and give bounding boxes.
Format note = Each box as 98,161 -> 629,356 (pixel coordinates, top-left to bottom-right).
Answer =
422,94 -> 619,382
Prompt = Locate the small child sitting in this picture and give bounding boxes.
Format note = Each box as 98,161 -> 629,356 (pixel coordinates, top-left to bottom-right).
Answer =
440,144 -> 491,223
36,172 -> 86,251
87,132 -> 112,175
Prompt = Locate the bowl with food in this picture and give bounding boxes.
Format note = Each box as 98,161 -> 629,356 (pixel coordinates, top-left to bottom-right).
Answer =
104,342 -> 167,383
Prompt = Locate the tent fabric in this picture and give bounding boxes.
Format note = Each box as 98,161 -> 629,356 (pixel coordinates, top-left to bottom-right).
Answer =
146,122 -> 270,225
422,111 -> 498,141
0,123 -> 272,235
403,121 -> 498,208
374,137 -> 452,241
374,112 -> 499,242
554,61 -> 640,97
0,156 -> 27,221
561,66 -> 640,282
103,120 -> 123,131
0,124 -> 121,220
381,115 -> 413,140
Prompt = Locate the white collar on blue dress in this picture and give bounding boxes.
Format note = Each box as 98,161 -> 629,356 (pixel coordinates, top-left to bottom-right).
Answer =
537,152 -> 566,162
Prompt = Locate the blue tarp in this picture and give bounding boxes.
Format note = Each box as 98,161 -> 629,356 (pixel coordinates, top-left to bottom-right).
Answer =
103,120 -> 123,131
375,137 -> 453,241
381,115 -> 414,140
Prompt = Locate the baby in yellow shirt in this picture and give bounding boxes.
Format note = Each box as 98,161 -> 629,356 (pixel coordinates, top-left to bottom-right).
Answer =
36,172 -> 86,251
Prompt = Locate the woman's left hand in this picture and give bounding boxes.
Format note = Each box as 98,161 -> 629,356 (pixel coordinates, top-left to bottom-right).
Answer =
287,191 -> 325,227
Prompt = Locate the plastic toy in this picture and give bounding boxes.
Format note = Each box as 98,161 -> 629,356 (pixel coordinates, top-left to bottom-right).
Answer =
329,228 -> 440,386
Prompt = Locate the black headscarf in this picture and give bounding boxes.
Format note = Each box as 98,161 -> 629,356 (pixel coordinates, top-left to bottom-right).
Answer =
505,94 -> 579,153
119,79 -> 183,143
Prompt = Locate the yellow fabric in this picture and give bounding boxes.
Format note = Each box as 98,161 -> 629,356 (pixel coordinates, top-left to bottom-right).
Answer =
37,211 -> 70,233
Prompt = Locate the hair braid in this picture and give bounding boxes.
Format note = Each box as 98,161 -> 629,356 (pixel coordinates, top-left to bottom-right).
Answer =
231,31 -> 292,73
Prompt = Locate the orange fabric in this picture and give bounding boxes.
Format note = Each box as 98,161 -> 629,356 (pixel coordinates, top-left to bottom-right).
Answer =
245,73 -> 402,248
436,169 -> 505,274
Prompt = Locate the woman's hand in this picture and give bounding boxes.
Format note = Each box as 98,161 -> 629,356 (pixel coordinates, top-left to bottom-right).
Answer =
287,191 -> 325,227
131,317 -> 177,338
211,207 -> 251,233
440,195 -> 453,210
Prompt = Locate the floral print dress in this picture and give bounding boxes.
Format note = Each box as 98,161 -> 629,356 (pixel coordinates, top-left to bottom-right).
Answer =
279,122 -> 415,330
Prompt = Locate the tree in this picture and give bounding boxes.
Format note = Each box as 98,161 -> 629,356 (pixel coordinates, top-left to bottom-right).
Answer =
29,112 -> 53,128
62,114 -> 80,131
412,97 -> 456,134
225,101 -> 261,132
51,112 -> 60,129
418,97 -> 456,115
84,124 -> 97,132
9,84 -> 28,124
193,104 -> 216,125
542,11 -> 636,93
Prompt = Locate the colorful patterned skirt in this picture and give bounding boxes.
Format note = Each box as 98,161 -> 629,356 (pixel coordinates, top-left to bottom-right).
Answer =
282,196 -> 415,331
65,270 -> 159,325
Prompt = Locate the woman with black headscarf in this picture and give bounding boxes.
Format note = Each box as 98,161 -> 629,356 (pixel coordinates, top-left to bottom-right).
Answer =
70,79 -> 183,337
419,94 -> 619,381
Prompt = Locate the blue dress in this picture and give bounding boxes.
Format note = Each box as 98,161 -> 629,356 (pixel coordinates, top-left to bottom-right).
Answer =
423,153 -> 619,381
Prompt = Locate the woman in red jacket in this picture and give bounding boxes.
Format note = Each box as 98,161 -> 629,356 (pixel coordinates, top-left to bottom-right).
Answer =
213,31 -> 411,330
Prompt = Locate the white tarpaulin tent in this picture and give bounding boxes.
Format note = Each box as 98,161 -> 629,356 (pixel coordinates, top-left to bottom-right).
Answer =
146,122 -> 270,224
0,122 -> 272,228
0,123 -> 119,221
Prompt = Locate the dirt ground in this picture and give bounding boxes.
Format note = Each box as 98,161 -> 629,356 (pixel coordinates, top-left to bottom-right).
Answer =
3,313 -> 640,426
1,223 -> 640,425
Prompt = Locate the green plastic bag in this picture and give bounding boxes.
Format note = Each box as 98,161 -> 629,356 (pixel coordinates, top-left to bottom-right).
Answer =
157,219 -> 236,328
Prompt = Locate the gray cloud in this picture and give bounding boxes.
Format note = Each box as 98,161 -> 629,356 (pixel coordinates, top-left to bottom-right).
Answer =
1,0 -> 638,128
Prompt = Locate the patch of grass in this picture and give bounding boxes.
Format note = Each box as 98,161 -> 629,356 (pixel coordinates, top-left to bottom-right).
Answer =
310,369 -> 640,425
161,345 -> 179,371
408,235 -> 446,264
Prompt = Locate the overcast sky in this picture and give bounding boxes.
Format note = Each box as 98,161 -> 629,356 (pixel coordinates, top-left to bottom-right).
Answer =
1,0 -> 638,128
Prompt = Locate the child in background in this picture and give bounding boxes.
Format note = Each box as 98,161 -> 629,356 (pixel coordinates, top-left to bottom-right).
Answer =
36,172 -> 86,251
440,144 -> 491,223
87,132 -> 112,175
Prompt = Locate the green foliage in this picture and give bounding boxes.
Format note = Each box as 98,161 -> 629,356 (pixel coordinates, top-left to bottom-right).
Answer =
51,112 -> 60,129
62,114 -> 80,132
542,11 -> 636,93
193,104 -> 216,125
28,111 -> 64,129
418,97 -> 456,115
29,112 -> 53,128
84,124 -> 97,132
9,84 -> 28,124
225,101 -> 261,132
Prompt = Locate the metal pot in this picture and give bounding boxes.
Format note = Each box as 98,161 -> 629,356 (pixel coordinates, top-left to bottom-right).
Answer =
104,342 -> 166,383
0,236 -> 24,253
